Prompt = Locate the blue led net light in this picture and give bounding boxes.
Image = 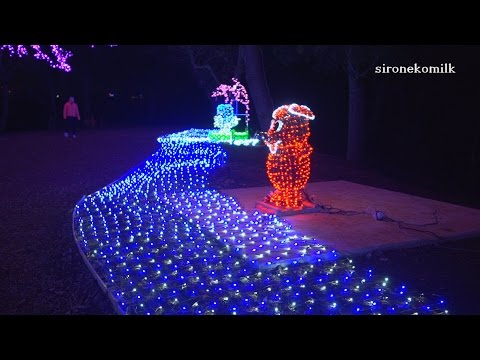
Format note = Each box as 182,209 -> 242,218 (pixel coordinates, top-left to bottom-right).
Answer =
73,129 -> 448,315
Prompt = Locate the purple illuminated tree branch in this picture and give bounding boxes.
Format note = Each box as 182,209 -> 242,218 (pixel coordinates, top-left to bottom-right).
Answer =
211,77 -> 251,127
0,45 -> 73,72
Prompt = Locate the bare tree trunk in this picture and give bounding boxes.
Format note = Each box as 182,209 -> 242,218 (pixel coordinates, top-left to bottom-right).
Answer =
82,75 -> 92,127
0,84 -> 8,132
234,45 -> 244,78
244,45 -> 273,131
47,75 -> 57,130
0,57 -> 9,132
346,47 -> 368,162
469,116 -> 480,194
346,73 -> 367,162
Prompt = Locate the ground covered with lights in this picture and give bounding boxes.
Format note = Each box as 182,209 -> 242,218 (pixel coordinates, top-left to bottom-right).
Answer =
4,126 -> 480,315
72,129 -> 449,315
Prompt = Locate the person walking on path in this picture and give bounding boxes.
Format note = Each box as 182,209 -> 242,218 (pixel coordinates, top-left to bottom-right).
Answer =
63,96 -> 81,138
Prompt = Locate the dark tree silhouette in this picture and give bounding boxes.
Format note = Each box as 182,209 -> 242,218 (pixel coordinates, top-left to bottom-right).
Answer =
273,45 -> 391,162
0,45 -> 117,131
0,45 -> 73,132
173,45 -> 274,131
0,53 -> 12,132
243,45 -> 274,132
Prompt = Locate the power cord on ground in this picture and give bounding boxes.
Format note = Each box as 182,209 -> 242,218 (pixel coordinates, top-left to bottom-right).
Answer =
303,188 -> 443,239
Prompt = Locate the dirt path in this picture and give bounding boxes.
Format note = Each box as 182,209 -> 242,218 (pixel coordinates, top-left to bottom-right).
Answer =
0,127 -> 167,314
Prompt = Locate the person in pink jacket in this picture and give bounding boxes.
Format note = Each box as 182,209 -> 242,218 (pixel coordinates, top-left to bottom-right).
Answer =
63,96 -> 81,138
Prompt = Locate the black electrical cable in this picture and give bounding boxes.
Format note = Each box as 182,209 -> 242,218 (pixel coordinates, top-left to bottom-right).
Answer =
303,188 -> 443,239
382,211 -> 443,240
303,189 -> 366,216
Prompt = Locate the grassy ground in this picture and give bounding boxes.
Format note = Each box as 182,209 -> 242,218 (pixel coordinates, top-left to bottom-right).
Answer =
1,126 -> 479,314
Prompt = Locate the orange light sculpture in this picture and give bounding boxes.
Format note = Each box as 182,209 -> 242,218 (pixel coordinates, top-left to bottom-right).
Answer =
263,103 -> 315,209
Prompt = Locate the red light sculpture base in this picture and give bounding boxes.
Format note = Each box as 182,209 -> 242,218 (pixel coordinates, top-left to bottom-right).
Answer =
255,199 -> 317,216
